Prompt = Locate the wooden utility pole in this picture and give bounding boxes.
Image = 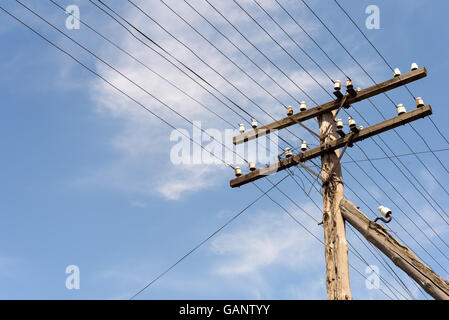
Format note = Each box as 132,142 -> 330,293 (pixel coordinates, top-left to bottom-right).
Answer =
319,111 -> 351,299
228,66 -> 447,299
340,199 -> 449,300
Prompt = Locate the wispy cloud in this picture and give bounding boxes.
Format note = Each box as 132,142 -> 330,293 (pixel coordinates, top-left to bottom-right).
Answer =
209,208 -> 323,297
78,1 -> 346,199
77,0 -> 380,201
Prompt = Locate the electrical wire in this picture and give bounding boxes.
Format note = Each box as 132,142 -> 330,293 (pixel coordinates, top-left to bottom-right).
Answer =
130,173 -> 291,299
124,0 -> 308,144
253,0 -> 334,83
341,148 -> 449,165
273,0 -> 349,79
290,161 -> 423,299
8,0 -> 442,300
0,6 -> 322,302
183,0 -> 300,105
92,0 -> 314,157
270,0 -> 449,207
251,182 -> 398,300
356,145 -> 449,250
16,0 -> 251,169
299,0 -> 449,177
342,158 -> 449,274
226,0 -> 449,263
232,0 -> 333,103
46,0 -> 325,224
267,0 -> 449,220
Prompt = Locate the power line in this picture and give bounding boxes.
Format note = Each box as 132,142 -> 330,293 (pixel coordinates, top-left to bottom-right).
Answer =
124,0 -> 307,143
347,225 -> 417,299
50,0 -> 316,198
89,0 -> 251,119
178,0 -> 449,265
265,142 -> 417,299
159,0 -> 291,109
270,0 -> 449,229
156,0 -> 320,145
7,0 -> 446,299
48,0 -> 236,129
205,0 -> 447,210
93,0 -> 313,154
202,0 -> 319,108
16,0 -> 250,169
0,6 -> 318,302
86,1 -> 326,205
273,0 -> 349,79
85,0 -> 257,128
252,0 -> 334,83
130,173 -> 291,299
287,165 -> 417,299
87,0 -> 316,188
267,0 -> 449,214
48,0 -> 320,201
3,2 -> 238,174
288,159 -> 425,299
231,0 -> 333,103
251,182 -> 399,300
340,148 -> 449,165
331,0 -> 416,100
45,0 -> 325,223
183,0 -> 300,105
94,0 -> 334,215
230,0 -> 449,210
83,0 -> 332,240
356,145 -> 449,252
278,0 -> 449,198
227,0 -> 449,255
343,182 -> 428,299
32,1 -> 327,238
299,0 -> 449,178
429,117 -> 449,145
342,157 -> 449,275
18,2 -> 352,298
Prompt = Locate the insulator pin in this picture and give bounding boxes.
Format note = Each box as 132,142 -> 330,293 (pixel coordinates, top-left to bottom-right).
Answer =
235,167 -> 242,177
396,104 -> 406,115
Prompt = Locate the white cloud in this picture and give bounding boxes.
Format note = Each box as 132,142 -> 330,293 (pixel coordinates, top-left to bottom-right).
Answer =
285,278 -> 325,299
156,164 -> 223,200
79,0 -> 380,201
209,208 -> 323,297
130,201 -> 148,208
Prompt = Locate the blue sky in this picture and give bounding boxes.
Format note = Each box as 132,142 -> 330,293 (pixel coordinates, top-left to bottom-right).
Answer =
0,0 -> 448,299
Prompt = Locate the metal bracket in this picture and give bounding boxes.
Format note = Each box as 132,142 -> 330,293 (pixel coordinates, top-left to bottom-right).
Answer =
374,215 -> 392,224
334,95 -> 350,118
295,159 -> 325,182
289,115 -> 321,141
279,150 -> 325,183
337,129 -> 346,138
346,77 -> 357,97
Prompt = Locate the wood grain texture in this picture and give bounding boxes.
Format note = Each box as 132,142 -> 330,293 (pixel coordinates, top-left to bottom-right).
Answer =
233,68 -> 427,145
340,199 -> 449,300
319,112 -> 352,300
